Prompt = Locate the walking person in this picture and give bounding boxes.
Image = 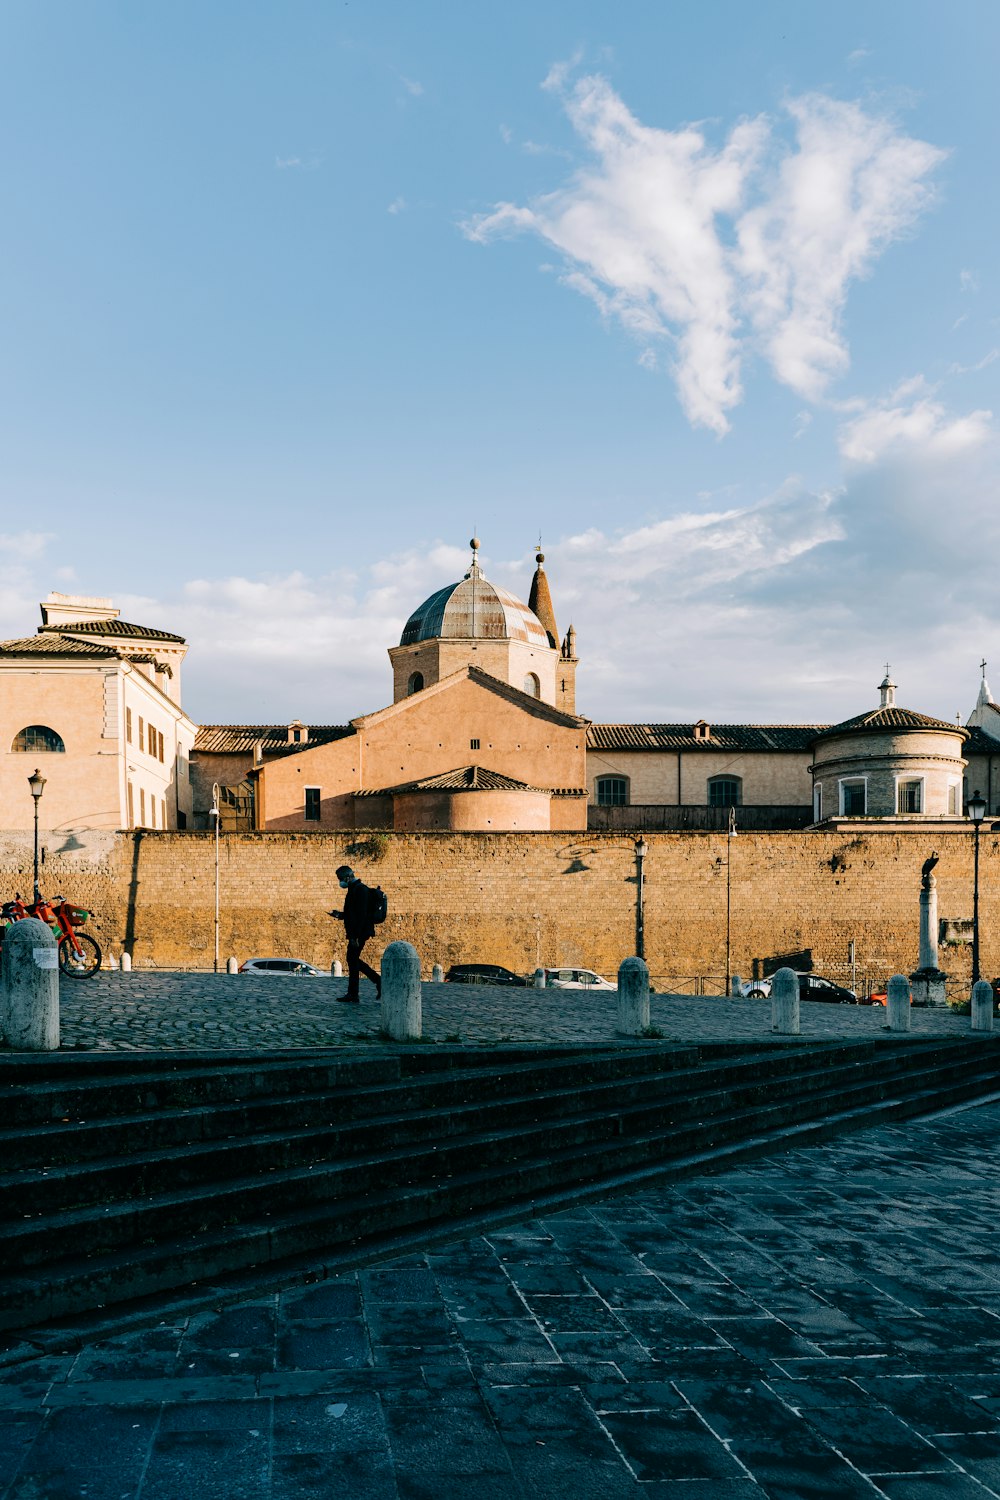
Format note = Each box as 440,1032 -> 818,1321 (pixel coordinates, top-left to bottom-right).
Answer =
329,865 -> 382,1003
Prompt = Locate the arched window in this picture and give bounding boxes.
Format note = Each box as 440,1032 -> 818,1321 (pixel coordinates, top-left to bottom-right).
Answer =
707,775 -> 741,807
523,673 -> 540,698
11,725 -> 65,753
407,671 -> 424,695
596,776 -> 628,807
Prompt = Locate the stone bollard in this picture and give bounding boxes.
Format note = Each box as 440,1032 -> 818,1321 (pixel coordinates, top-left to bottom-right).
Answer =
534,967 -> 546,990
0,918 -> 59,1051
121,951 -> 132,974
331,960 -> 343,977
381,941 -> 422,1041
887,974 -> 911,1032
771,967 -> 799,1034
972,979 -> 994,1033
617,956 -> 650,1036
106,952 -> 119,971
731,974 -> 742,998
226,957 -> 238,974
432,963 -> 444,983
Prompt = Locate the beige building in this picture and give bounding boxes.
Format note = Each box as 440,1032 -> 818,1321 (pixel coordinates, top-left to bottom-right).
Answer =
0,593 -> 196,832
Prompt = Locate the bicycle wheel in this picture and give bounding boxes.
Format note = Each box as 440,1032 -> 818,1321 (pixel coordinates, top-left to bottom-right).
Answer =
59,932 -> 101,977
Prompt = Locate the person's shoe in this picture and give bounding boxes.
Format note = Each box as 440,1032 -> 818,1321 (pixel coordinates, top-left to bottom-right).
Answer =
336,995 -> 360,1004
375,980 -> 382,1000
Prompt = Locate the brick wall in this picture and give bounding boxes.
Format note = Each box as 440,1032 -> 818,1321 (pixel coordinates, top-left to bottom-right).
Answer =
1,827 -> 995,991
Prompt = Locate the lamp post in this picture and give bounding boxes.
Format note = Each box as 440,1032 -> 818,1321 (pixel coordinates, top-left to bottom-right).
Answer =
28,769 -> 46,904
726,806 -> 737,996
210,783 -> 221,975
634,837 -> 648,960
969,788 -> 987,986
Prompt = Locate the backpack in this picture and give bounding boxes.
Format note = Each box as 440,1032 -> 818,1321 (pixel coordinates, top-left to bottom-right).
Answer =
368,885 -> 388,925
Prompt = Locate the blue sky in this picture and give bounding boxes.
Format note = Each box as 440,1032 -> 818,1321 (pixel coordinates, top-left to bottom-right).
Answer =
1,1 -> 997,727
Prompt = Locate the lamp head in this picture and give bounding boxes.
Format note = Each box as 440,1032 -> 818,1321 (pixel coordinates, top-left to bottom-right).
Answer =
969,790 -> 988,825
27,769 -> 46,800
634,837 -> 648,859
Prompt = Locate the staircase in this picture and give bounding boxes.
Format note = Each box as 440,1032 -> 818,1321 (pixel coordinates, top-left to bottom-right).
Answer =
2,1037 -> 998,1343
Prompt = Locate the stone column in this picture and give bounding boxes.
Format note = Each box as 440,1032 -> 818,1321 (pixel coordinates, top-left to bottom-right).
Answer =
972,980 -> 994,1032
887,974 -> 911,1032
617,956 -> 650,1036
910,872 -> 948,1007
380,941 -> 422,1041
432,963 -> 444,982
534,968 -> 546,990
0,918 -> 59,1051
226,957 -> 238,974
771,968 -> 799,1034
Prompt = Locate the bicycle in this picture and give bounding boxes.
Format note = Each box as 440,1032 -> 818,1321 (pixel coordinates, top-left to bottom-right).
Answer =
0,892 -> 102,977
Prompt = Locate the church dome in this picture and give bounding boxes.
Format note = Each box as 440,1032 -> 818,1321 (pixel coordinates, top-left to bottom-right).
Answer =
400,539 -> 550,648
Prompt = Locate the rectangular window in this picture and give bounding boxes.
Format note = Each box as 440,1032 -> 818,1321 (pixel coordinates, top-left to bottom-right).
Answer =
160,731 -> 165,763
138,716 -> 144,753
161,798 -> 167,828
596,777 -> 628,807
149,798 -> 156,829
470,738 -> 480,750
127,782 -> 134,828
304,787 -> 321,822
948,783 -> 959,815
126,707 -> 132,743
898,779 -> 923,813
708,777 -> 741,808
813,784 -> 823,821
139,788 -> 146,826
840,780 -> 866,815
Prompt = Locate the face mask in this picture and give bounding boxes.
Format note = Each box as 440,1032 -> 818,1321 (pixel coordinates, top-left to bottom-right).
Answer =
339,880 -> 350,888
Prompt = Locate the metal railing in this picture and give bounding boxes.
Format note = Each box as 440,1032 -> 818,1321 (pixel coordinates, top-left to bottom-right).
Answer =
588,804 -> 814,832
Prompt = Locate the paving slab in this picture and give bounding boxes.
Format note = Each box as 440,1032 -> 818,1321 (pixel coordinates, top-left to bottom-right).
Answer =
6,1097 -> 1000,1495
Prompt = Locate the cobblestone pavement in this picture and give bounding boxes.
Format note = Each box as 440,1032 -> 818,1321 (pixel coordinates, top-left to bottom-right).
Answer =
53,971 -> 974,1050
5,1098 -> 1000,1496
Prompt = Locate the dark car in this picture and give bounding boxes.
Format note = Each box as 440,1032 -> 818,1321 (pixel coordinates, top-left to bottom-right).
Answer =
797,973 -> 858,1005
444,963 -> 528,987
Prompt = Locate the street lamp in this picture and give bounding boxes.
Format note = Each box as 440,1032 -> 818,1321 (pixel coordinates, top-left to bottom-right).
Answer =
634,837 -> 648,960
726,806 -> 738,996
968,788 -> 987,986
28,769 -> 46,904
210,783 -> 221,974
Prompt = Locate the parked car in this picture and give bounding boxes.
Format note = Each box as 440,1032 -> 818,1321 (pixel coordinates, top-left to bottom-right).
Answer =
238,958 -> 327,976
739,978 -> 772,999
543,967 -> 617,992
869,983 -> 912,1006
444,963 -> 528,987
797,973 -> 858,1004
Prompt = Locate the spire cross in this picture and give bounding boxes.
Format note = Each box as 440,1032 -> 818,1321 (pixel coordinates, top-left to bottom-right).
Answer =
884,661 -> 891,678
982,657 -> 988,679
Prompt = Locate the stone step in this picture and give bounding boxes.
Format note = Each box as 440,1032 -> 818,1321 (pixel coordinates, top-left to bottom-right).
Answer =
0,1039 -> 979,1221
4,1045 -> 998,1341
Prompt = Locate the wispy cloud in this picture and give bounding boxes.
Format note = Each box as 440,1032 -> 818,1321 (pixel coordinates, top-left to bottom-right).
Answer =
838,377 -> 993,463
961,268 -> 981,294
464,68 -> 945,435
275,153 -> 323,172
387,197 -> 407,215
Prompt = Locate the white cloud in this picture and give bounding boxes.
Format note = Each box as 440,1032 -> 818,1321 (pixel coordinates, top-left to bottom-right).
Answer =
961,268 -> 980,294
838,378 -> 993,463
464,69 -> 944,434
387,197 -> 407,215
948,348 -> 999,376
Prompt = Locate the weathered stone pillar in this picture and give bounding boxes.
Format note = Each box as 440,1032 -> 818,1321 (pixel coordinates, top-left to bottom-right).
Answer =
731,974 -> 742,998
910,872 -> 948,1007
121,951 -> 132,973
618,957 -> 650,1036
432,963 -> 444,982
381,941 -> 422,1041
887,974 -> 911,1032
534,967 -> 545,990
771,968 -> 799,1034
331,959 -> 342,977
226,956 -> 238,974
0,918 -> 59,1051
972,980 -> 994,1032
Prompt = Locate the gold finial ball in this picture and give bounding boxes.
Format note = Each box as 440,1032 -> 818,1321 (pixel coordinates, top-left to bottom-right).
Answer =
536,551 -> 545,565
470,536 -> 480,552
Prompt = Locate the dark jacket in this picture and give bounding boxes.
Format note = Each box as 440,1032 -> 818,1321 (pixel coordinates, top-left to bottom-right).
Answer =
342,880 -> 376,943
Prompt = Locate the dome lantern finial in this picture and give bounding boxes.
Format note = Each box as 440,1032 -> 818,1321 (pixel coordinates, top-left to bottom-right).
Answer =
879,664 -> 896,709
467,535 -> 482,579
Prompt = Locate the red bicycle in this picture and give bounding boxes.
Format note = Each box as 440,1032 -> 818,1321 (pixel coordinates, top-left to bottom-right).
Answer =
0,893 -> 102,977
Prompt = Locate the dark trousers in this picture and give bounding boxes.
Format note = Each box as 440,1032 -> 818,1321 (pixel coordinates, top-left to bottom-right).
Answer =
346,938 -> 380,999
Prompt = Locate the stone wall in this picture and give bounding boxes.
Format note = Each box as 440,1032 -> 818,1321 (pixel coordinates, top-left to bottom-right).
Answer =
0,826 -> 995,992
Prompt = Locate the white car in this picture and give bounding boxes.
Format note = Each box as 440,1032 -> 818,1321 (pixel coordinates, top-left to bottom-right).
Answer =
738,977 -> 772,998
544,967 -> 618,992
238,958 -> 327,976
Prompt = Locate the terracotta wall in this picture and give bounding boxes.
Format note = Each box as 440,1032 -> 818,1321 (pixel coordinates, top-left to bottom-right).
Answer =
1,826 -> 996,994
